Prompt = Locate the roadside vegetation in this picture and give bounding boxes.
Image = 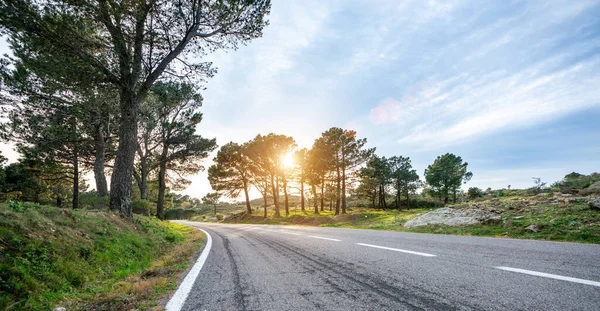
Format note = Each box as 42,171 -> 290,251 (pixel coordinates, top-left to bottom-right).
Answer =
0,204 -> 205,311
209,196 -> 598,244
181,172 -> 600,244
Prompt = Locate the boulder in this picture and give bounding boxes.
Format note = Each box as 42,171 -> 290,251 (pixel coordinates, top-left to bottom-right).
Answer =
580,181 -> 600,195
525,224 -> 540,233
404,208 -> 501,228
589,198 -> 600,210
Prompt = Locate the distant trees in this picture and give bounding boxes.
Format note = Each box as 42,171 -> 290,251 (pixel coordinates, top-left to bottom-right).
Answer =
356,155 -> 420,210
318,128 -> 374,215
208,142 -> 253,214
202,192 -> 222,216
292,148 -> 309,212
388,156 -> 420,210
424,153 -> 472,204
552,172 -> 600,193
467,187 -> 484,199
246,134 -> 296,217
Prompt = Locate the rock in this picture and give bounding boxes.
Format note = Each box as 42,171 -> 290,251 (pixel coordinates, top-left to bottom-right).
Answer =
503,220 -> 513,228
536,193 -> 551,198
580,181 -> 600,195
404,208 -> 501,228
588,198 -> 600,210
514,216 -> 525,220
525,224 -> 539,233
53,308 -> 66,311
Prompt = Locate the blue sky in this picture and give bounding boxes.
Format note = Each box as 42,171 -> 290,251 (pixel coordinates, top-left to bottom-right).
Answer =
2,0 -> 600,198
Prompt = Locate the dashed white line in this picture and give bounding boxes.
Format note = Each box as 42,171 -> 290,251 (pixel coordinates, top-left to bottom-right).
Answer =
281,231 -> 302,236
356,243 -> 437,257
307,235 -> 341,242
166,227 -> 213,311
496,267 -> 600,287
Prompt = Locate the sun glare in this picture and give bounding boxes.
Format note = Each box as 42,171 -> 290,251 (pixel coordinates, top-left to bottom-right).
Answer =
282,152 -> 294,168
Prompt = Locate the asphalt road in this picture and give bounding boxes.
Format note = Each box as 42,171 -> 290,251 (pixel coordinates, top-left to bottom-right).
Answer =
172,222 -> 600,311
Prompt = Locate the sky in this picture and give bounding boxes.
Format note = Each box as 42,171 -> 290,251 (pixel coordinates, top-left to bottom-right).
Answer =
2,0 -> 600,199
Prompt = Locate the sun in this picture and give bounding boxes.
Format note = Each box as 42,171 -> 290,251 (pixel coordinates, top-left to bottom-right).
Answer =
282,152 -> 295,168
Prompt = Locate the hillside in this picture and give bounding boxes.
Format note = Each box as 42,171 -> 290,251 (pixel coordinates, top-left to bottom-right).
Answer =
0,203 -> 205,311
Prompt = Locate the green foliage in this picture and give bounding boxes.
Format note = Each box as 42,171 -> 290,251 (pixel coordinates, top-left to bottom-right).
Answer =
208,142 -> 252,201
132,199 -> 155,216
424,153 -> 472,204
528,177 -> 548,195
7,200 -> 42,212
78,192 -> 110,210
467,187 -> 484,199
163,208 -> 198,220
552,172 -> 600,192
0,207 -> 193,311
215,213 -> 224,221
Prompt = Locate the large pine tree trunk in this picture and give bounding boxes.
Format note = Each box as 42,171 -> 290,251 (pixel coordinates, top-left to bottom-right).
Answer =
335,154 -> 341,215
341,153 -> 347,214
283,175 -> 289,216
320,178 -> 325,212
271,175 -> 280,217
396,181 -> 401,210
156,144 -> 169,220
243,180 -> 252,214
300,178 -> 305,212
263,193 -> 268,218
312,184 -> 318,214
139,162 -> 148,200
109,95 -> 139,218
72,147 -> 79,209
93,121 -> 108,197
371,189 -> 376,208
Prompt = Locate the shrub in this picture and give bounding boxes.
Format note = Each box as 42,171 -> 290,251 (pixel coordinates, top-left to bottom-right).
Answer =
215,213 -> 224,221
163,208 -> 197,220
132,199 -> 155,216
467,187 -> 484,199
79,192 -> 110,210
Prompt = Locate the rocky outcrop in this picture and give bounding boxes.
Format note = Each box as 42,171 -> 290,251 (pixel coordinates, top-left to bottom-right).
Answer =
404,208 -> 501,228
589,197 -> 600,210
580,181 -> 600,195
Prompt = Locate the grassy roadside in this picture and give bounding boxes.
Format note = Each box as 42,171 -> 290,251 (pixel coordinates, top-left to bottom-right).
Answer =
0,203 -> 205,311
217,200 -> 600,244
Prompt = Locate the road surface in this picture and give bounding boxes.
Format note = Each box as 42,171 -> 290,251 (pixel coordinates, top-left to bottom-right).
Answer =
171,222 -> 600,310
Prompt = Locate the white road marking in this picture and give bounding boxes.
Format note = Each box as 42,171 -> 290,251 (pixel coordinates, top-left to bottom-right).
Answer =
307,235 -> 341,241
356,243 -> 437,257
496,267 -> 600,287
166,227 -> 213,311
281,231 -> 302,236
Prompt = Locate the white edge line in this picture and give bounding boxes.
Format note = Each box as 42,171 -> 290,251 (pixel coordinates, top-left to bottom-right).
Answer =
356,243 -> 437,257
496,267 -> 600,287
307,235 -> 341,241
166,227 -> 213,311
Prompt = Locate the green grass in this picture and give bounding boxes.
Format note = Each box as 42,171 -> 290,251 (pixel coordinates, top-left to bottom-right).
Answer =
217,200 -> 600,244
412,200 -> 600,243
0,204 -> 205,311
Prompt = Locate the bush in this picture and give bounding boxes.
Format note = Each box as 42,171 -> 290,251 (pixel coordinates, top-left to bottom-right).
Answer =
7,201 -> 42,212
132,199 -> 155,216
163,208 -> 197,220
79,192 -> 110,210
552,172 -> 600,193
467,187 -> 484,199
215,213 -> 224,221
